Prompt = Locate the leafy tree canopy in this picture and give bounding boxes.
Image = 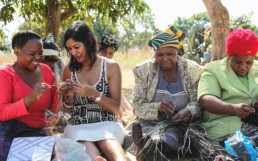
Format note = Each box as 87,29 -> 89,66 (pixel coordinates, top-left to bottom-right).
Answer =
230,12 -> 258,34
0,0 -> 150,39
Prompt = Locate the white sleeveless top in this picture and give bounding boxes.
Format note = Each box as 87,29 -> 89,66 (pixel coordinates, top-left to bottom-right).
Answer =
64,57 -> 124,144
68,58 -> 118,125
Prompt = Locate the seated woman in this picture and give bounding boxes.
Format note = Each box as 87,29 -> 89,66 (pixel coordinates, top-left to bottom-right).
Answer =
197,28 -> 258,160
99,34 -> 119,59
42,33 -> 65,83
58,21 -> 126,161
42,34 -> 69,135
131,26 -> 203,161
98,33 -> 133,125
0,30 -> 59,160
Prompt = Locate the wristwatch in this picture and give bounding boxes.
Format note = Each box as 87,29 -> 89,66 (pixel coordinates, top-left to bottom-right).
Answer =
94,93 -> 102,102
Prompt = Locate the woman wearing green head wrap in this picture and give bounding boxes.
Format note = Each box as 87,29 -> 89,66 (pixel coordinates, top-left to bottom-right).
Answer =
129,26 -> 203,161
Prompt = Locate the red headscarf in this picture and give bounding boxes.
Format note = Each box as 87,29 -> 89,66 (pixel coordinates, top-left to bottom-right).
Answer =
226,28 -> 258,56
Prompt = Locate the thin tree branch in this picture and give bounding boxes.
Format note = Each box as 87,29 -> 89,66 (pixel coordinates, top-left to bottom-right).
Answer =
60,0 -> 77,22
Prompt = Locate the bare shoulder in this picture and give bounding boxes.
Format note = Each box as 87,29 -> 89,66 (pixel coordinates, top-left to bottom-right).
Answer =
102,57 -> 121,79
63,64 -> 71,73
62,64 -> 71,80
104,57 -> 121,70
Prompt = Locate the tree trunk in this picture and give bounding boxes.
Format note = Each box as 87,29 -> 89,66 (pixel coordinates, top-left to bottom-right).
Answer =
202,0 -> 230,60
45,0 -> 62,39
45,0 -> 77,40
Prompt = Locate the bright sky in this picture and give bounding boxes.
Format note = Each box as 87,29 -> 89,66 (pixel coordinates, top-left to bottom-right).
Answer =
146,0 -> 258,30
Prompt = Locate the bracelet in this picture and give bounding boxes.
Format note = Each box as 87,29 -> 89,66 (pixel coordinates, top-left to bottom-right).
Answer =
63,102 -> 74,109
94,92 -> 102,102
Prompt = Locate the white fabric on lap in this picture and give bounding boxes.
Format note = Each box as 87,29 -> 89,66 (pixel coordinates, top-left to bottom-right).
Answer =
64,121 -> 125,145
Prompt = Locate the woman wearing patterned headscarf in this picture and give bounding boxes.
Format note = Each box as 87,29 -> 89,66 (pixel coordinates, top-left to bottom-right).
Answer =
128,26 -> 203,161
99,34 -> 119,59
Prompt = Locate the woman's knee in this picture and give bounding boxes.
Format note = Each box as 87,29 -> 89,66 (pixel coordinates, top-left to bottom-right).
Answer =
97,139 -> 126,161
79,141 -> 101,160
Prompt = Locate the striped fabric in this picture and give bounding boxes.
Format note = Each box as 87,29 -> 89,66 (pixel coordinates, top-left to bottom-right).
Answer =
148,26 -> 185,50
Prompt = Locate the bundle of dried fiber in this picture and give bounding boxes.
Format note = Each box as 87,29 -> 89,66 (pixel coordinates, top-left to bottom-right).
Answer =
181,121 -> 232,161
133,120 -> 171,161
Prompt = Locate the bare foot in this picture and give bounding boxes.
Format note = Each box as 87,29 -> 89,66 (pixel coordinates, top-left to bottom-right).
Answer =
95,156 -> 107,161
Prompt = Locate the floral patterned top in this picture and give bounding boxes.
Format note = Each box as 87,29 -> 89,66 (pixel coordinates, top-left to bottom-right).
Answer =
132,56 -> 203,120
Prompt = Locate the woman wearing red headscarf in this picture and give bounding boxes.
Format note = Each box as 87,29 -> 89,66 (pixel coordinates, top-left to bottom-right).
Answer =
197,28 -> 258,159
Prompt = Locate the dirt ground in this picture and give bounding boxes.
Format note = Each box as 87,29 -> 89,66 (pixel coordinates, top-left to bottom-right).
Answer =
121,68 -> 134,101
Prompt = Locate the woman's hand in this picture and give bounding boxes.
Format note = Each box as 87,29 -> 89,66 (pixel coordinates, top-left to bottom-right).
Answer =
232,103 -> 254,118
72,82 -> 98,98
159,100 -> 175,114
252,99 -> 258,109
57,79 -> 73,96
24,82 -> 51,110
58,79 -> 75,103
25,82 -> 51,103
47,114 -> 60,127
171,108 -> 192,124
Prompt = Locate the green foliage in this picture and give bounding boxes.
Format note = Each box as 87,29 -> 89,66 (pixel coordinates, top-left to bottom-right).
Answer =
93,19 -> 119,40
18,21 -> 45,37
0,0 -> 16,24
0,23 -> 9,52
117,12 -> 155,54
188,12 -> 210,23
1,0 -> 145,22
18,20 -> 68,50
0,0 -> 150,35
172,12 -> 258,63
230,12 -> 258,34
171,12 -> 210,63
0,27 -> 6,39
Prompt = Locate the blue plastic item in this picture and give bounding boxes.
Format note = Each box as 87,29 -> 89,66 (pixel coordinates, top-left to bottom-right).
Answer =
225,130 -> 257,161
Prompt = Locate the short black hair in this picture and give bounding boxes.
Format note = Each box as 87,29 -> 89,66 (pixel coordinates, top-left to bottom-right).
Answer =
63,21 -> 97,71
12,30 -> 41,49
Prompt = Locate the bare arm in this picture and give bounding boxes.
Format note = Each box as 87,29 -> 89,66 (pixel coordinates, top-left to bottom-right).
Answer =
62,65 -> 71,82
121,95 -> 132,111
58,65 -> 74,112
94,61 -> 121,114
199,94 -> 254,118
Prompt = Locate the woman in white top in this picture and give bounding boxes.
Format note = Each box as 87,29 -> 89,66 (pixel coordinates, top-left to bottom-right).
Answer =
58,21 -> 126,161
